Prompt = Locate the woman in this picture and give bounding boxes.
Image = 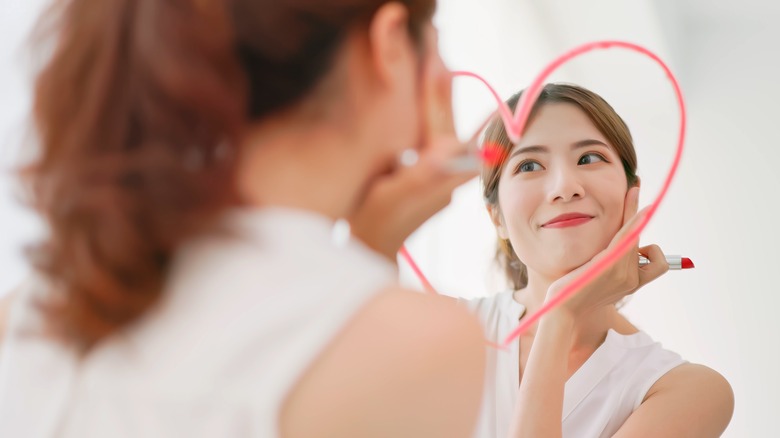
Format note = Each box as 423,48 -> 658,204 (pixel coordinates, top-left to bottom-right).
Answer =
466,84 -> 734,437
0,1 -> 489,436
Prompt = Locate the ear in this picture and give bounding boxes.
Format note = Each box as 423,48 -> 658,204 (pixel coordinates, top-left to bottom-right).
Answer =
634,175 -> 642,188
486,203 -> 510,240
366,3 -> 415,88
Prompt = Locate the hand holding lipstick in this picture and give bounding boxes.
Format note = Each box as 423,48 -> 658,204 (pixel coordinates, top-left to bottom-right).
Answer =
348,34 -> 478,260
546,186 -> 670,317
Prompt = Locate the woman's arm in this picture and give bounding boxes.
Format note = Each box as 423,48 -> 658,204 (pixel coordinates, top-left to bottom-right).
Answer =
509,309 -> 575,438
510,187 -> 671,437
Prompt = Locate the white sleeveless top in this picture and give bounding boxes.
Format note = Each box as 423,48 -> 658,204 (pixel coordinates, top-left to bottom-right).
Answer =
462,290 -> 686,438
0,208 -> 397,437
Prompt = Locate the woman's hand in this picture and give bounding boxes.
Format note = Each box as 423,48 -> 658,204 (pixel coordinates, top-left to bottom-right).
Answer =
348,43 -> 479,260
547,186 -> 670,318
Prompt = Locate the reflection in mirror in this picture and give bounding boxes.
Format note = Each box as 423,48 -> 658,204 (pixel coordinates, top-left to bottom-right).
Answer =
454,83 -> 731,436
398,0 -> 780,435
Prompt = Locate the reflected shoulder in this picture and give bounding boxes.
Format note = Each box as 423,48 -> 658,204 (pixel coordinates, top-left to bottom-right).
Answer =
614,363 -> 734,438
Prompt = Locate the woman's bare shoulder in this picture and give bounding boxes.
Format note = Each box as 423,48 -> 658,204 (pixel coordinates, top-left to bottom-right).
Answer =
614,362 -> 734,437
648,362 -> 733,404
280,286 -> 486,438
649,362 -> 734,411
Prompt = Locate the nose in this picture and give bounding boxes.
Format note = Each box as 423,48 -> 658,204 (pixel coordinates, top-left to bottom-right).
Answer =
546,164 -> 585,203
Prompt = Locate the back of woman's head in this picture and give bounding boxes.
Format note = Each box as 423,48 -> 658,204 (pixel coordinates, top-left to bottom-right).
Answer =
25,0 -> 435,351
480,83 -> 638,290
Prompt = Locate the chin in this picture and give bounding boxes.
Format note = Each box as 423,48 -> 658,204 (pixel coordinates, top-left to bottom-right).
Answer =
547,250 -> 599,278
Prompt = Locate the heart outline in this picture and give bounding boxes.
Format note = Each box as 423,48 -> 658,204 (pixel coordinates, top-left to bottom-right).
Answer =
404,40 -> 686,349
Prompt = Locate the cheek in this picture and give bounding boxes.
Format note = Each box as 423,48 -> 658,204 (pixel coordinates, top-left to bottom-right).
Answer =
598,173 -> 630,230
497,177 -> 543,234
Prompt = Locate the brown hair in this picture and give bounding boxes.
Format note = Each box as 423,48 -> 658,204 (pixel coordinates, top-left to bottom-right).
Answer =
481,83 -> 638,290
23,0 -> 435,351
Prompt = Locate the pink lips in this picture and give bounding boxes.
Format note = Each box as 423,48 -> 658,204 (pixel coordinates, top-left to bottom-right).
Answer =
542,213 -> 594,228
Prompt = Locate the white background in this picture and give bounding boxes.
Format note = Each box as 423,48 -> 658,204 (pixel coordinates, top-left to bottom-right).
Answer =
2,0 -> 778,435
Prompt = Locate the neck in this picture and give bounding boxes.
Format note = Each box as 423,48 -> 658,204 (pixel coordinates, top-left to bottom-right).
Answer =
514,271 -> 623,349
236,114 -> 387,220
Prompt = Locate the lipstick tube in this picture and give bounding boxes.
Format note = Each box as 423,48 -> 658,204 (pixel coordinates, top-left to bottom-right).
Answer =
639,255 -> 694,270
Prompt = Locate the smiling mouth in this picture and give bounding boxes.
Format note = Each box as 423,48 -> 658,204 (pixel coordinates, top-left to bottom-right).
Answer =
542,216 -> 594,229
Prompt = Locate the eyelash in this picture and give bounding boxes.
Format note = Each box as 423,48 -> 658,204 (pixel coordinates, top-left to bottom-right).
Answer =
578,152 -> 609,165
513,152 -> 610,174
515,160 -> 543,174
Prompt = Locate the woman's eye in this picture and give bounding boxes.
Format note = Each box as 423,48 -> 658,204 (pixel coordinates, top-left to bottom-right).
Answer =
517,161 -> 543,173
578,153 -> 607,165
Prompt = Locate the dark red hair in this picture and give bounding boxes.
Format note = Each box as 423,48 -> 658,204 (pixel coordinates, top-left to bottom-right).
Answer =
24,0 -> 435,350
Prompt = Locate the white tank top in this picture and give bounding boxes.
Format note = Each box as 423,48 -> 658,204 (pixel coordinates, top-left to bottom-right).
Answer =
0,208 -> 397,437
462,290 -> 686,438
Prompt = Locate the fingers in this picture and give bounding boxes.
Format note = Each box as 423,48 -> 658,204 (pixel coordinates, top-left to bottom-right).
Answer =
622,186 -> 640,227
422,52 -> 455,146
637,244 -> 670,286
419,47 -> 484,174
380,151 -> 470,216
433,111 -> 499,174
408,153 -> 474,208
606,187 -> 642,254
608,204 -> 649,251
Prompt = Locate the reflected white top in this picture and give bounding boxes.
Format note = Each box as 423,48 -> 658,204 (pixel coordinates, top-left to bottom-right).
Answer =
0,208 -> 396,437
462,290 -> 686,438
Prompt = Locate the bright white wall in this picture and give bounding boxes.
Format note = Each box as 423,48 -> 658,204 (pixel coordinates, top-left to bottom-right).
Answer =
634,4 -> 780,435
0,0 -> 48,296
1,0 -> 777,436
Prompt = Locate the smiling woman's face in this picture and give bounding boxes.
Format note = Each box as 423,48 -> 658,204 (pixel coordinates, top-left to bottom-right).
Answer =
492,102 -> 629,281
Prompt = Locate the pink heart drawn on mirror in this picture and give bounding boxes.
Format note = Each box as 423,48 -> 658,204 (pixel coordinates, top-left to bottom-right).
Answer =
402,40 -> 686,349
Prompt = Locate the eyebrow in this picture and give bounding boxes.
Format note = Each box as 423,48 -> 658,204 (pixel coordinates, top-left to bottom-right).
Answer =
508,139 -> 610,160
